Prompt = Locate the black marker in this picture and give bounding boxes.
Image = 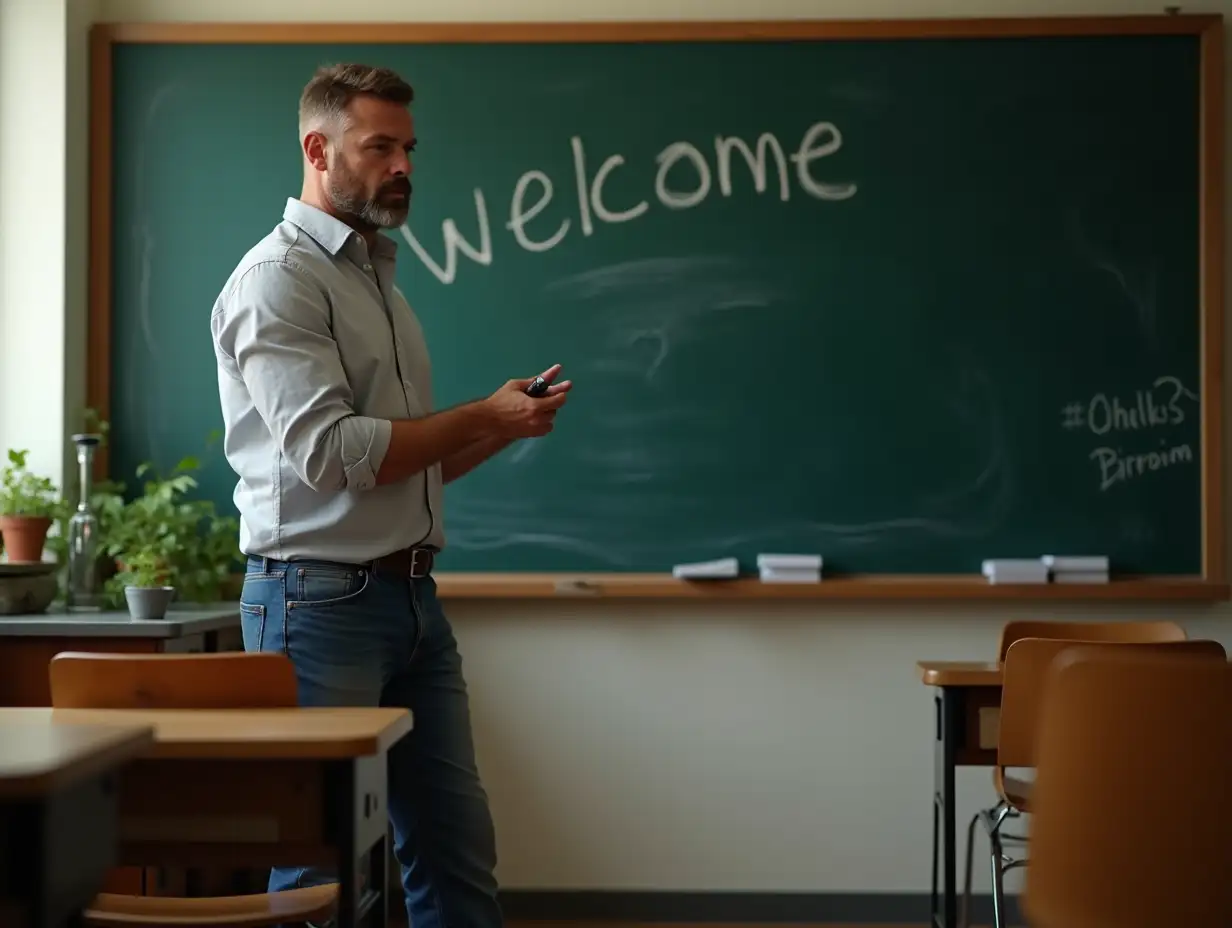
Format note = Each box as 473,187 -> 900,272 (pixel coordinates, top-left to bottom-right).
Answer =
526,376 -> 549,397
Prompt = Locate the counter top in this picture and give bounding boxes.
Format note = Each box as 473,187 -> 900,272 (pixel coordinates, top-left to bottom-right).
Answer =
0,604 -> 241,638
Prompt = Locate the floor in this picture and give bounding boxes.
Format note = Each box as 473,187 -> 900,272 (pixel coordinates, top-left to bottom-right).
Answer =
503,922 -> 1019,928
505,923 -> 930,928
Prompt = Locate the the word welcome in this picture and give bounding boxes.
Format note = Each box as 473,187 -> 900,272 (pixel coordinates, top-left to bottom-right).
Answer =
400,121 -> 857,285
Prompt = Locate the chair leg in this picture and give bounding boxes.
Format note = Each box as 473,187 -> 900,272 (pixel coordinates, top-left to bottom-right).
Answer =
962,799 -> 1008,928
960,809 -> 981,928
988,821 -> 1008,928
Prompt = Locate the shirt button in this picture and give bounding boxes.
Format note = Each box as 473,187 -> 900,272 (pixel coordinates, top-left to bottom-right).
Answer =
363,263 -> 373,271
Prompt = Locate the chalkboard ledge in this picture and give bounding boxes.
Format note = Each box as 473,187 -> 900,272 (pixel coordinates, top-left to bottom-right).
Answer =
432,573 -> 1230,602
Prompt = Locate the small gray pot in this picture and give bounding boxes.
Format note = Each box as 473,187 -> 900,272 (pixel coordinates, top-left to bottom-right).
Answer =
125,585 -> 176,621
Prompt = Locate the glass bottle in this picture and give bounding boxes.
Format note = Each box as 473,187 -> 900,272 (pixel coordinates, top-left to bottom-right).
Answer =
66,433 -> 104,611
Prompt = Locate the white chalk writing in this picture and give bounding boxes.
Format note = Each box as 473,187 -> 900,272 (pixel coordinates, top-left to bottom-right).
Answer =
1090,441 -> 1194,492
1059,375 -> 1199,435
401,121 -> 856,285
400,189 -> 493,285
1061,376 -> 1199,492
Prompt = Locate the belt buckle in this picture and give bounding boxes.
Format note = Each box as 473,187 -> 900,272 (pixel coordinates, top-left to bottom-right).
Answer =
409,548 -> 432,579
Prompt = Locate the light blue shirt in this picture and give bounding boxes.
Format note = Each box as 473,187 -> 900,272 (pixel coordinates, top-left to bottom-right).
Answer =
211,198 -> 445,562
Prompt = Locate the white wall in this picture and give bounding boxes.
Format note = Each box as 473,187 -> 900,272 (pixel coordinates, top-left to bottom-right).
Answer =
0,0 -> 67,487
0,0 -> 94,489
2,0 -> 1229,895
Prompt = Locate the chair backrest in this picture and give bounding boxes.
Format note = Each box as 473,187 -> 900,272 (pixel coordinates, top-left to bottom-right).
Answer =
997,637 -> 1226,768
48,651 -> 298,708
996,619 -> 1186,664
1023,648 -> 1231,928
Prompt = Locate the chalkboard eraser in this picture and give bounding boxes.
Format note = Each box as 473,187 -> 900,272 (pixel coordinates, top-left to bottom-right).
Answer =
672,557 -> 739,579
554,578 -> 601,595
981,558 -> 1049,584
1040,555 -> 1109,572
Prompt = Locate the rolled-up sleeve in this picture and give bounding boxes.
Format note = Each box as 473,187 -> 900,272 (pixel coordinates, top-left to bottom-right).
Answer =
211,259 -> 392,493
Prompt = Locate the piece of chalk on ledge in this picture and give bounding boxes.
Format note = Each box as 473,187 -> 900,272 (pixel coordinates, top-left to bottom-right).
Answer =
672,557 -> 740,580
756,553 -> 823,570
982,558 -> 1048,576
982,558 -> 1050,584
1041,555 -> 1110,572
757,553 -> 823,584
759,568 -> 822,583
553,578 -> 601,595
1051,570 -> 1110,584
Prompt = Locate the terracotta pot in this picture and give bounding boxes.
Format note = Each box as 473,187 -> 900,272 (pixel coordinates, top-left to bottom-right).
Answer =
0,515 -> 53,563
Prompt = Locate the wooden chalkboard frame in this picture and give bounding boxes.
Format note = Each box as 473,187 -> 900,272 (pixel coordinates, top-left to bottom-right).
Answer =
87,14 -> 1227,601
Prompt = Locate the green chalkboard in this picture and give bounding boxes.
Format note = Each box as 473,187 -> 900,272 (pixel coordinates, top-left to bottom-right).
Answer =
98,20 -> 1220,577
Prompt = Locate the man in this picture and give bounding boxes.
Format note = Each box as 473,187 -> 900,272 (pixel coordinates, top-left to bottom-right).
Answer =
210,63 -> 570,927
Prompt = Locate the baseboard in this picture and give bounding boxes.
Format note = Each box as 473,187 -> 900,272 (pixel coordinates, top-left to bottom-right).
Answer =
498,890 -> 1023,925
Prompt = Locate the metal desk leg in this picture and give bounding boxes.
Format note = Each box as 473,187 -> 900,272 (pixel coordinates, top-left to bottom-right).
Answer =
327,756 -> 390,928
365,834 -> 389,927
931,687 -> 962,928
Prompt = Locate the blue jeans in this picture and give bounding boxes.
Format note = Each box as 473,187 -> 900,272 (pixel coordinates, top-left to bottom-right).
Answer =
239,556 -> 502,928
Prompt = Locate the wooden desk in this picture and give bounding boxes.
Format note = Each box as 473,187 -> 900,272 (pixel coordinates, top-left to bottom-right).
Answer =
43,706 -> 413,928
916,661 -> 1003,928
0,606 -> 243,707
0,711 -> 155,928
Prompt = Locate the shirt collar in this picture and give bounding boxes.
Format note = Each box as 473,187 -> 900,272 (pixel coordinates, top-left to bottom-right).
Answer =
282,197 -> 399,261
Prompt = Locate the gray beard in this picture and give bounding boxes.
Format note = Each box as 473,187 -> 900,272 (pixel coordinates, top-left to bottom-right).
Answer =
328,180 -> 408,229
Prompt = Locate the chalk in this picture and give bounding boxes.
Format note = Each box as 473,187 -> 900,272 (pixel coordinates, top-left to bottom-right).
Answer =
758,553 -> 823,583
759,569 -> 822,583
982,558 -> 1049,584
1041,555 -> 1109,572
673,557 -> 739,580
1051,571 -> 1110,584
757,553 -> 823,570
553,578 -> 601,595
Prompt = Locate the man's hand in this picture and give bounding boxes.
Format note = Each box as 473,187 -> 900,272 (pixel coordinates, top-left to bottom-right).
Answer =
482,364 -> 573,439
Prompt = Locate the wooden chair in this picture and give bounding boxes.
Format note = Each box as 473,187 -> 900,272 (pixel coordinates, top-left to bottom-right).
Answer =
965,637 -> 1225,928
48,651 -> 338,928
959,618 -> 1189,928
994,619 -> 1187,663
1023,647 -> 1231,928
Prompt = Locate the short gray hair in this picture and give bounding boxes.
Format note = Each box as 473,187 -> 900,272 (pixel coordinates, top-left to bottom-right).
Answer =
298,63 -> 414,137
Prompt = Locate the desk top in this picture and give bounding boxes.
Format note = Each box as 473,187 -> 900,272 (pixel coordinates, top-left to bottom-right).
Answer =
0,604 -> 240,638
917,661 -> 1002,687
27,707 -> 414,760
0,712 -> 155,799
919,655 -> 1232,687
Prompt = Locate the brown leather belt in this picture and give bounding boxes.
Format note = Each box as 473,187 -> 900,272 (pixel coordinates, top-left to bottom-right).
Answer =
369,546 -> 436,579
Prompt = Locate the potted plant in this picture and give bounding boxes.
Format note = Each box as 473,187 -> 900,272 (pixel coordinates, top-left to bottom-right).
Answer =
101,451 -> 240,606
0,449 -> 64,563
117,547 -> 176,620
42,417 -> 241,609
